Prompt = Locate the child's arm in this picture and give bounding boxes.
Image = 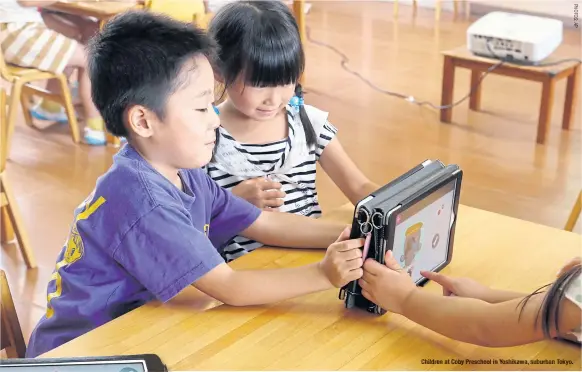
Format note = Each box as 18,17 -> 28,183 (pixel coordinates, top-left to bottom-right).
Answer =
117,206 -> 363,309
240,210 -> 348,249
204,170 -> 345,249
17,0 -> 57,7
360,252 -> 582,347
195,227 -> 363,306
318,138 -> 379,205
399,288 -> 580,347
421,271 -> 525,304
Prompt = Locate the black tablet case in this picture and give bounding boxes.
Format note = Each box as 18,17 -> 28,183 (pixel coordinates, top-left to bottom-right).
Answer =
340,161 -> 462,315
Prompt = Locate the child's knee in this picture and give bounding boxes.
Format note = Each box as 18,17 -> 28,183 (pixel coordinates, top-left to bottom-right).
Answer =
67,45 -> 88,68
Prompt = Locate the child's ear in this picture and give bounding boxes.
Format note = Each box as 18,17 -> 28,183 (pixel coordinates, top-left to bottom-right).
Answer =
127,105 -> 155,138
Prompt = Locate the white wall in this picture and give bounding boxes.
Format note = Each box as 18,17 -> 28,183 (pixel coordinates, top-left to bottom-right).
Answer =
468,0 -> 575,18
382,0 -> 575,19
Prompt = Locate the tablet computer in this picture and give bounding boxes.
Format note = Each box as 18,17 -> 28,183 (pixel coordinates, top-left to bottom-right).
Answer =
341,161 -> 462,314
384,175 -> 459,286
0,354 -> 167,372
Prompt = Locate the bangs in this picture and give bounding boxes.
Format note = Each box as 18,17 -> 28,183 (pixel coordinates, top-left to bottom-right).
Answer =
210,0 -> 305,88
241,32 -> 304,87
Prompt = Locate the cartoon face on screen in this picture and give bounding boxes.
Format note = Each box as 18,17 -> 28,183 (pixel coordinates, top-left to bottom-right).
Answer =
402,222 -> 423,275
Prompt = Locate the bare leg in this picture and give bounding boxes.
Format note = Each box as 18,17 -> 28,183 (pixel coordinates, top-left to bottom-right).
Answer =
41,11 -> 99,44
40,11 -> 82,42
67,45 -> 100,120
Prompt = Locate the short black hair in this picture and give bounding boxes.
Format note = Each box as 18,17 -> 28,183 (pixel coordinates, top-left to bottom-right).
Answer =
208,0 -> 304,88
208,1 -> 316,146
87,10 -> 216,137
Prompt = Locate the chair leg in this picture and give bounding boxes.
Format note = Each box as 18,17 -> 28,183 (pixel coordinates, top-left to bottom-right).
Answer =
56,74 -> 80,144
565,191 -> 582,232
0,207 -> 14,243
0,175 -> 36,269
19,88 -> 34,128
6,82 -> 23,158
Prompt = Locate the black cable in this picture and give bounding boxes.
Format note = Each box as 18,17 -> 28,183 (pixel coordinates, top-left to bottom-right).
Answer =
305,26 -> 581,111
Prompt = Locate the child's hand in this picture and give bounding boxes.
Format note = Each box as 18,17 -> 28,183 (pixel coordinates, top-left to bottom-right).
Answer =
421,271 -> 490,300
319,227 -> 364,288
231,177 -> 286,210
359,250 -> 417,314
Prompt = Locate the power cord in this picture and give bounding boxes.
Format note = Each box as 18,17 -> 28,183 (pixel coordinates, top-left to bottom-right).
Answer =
305,26 -> 581,111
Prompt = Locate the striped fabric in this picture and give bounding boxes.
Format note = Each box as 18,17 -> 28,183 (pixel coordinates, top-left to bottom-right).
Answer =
206,104 -> 338,262
0,22 -> 77,74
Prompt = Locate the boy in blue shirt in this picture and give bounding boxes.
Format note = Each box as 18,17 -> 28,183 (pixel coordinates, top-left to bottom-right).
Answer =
26,10 -> 365,357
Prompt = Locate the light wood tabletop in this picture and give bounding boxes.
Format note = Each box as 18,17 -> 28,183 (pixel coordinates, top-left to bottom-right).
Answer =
41,204 -> 581,370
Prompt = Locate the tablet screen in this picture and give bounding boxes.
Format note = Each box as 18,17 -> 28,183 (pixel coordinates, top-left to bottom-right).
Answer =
392,180 -> 456,283
0,361 -> 147,372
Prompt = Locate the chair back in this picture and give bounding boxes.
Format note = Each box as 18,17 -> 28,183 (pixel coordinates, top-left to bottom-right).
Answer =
0,88 -> 7,172
0,270 -> 26,358
145,0 -> 206,22
0,40 -> 15,83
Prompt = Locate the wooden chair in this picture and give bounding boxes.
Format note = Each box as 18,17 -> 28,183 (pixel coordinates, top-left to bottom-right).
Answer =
565,190 -> 581,232
145,0 -> 212,28
0,45 -> 80,158
0,270 -> 27,358
0,88 -> 36,269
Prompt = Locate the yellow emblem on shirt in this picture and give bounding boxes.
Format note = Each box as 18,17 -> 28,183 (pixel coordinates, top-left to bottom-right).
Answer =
46,195 -> 106,318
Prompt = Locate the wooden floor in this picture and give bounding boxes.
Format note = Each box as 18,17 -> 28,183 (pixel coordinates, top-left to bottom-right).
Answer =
1,1 -> 581,347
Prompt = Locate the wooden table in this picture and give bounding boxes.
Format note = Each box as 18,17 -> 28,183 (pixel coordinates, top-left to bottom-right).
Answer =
45,1 -> 143,28
44,1 -> 143,147
440,47 -> 580,145
41,203 -> 581,370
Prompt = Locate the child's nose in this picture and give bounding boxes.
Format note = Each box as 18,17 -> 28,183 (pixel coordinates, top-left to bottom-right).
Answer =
265,91 -> 281,105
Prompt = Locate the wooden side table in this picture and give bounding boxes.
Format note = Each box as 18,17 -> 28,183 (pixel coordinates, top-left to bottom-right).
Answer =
440,47 -> 580,144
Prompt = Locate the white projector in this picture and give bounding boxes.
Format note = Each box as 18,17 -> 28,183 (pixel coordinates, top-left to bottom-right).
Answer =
467,12 -> 563,64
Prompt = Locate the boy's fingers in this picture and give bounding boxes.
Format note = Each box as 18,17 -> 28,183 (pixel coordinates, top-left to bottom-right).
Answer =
260,180 -> 283,190
345,257 -> 364,271
347,268 -> 364,281
334,226 -> 352,243
341,248 -> 362,261
336,239 -> 365,251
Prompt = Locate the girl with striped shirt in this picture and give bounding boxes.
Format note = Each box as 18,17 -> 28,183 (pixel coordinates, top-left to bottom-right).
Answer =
207,1 -> 379,262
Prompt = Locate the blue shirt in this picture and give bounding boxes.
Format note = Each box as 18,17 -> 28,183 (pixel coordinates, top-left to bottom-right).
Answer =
26,144 -> 261,357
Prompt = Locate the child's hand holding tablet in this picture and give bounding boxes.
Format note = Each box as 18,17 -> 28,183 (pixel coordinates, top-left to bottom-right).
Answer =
359,250 -> 417,314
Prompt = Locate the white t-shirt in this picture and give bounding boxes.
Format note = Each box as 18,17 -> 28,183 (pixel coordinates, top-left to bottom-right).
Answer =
0,0 -> 43,23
